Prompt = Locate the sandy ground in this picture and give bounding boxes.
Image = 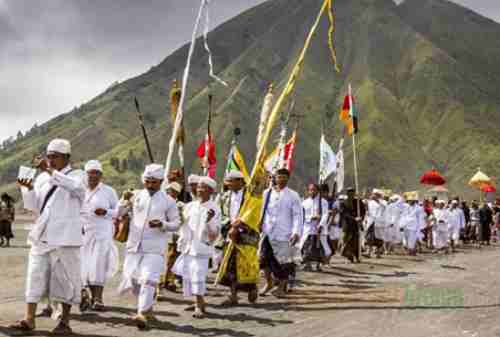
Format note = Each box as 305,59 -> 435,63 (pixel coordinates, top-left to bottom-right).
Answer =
1,216 -> 499,337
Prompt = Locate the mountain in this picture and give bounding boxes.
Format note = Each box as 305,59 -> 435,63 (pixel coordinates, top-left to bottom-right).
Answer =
1,0 -> 499,199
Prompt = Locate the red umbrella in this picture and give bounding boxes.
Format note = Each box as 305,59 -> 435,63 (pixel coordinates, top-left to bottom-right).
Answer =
481,184 -> 496,193
420,169 -> 446,186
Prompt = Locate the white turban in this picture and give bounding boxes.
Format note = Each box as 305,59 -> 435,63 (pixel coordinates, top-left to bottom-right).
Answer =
225,170 -> 244,180
142,164 -> 165,181
372,188 -> 383,196
167,182 -> 182,193
390,194 -> 400,201
47,139 -> 71,154
188,174 -> 200,184
84,160 -> 103,172
199,176 -> 217,191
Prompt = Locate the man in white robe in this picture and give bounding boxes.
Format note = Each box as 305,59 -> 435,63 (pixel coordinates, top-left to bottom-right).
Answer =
12,139 -> 85,335
80,160 -> 119,311
118,164 -> 180,330
400,192 -> 425,256
174,176 -> 221,318
385,195 -> 405,251
300,183 -> 331,271
432,200 -> 449,252
259,168 -> 303,297
447,200 -> 464,252
365,190 -> 386,258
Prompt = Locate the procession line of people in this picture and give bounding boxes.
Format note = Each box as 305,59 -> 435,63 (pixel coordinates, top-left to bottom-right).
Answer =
7,138 -> 500,333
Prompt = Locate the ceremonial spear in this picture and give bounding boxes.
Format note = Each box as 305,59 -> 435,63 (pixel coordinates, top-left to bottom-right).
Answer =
134,97 -> 155,163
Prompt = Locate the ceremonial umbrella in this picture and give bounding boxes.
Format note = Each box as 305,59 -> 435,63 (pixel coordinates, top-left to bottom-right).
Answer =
480,184 -> 496,193
468,168 -> 492,203
468,168 -> 491,188
420,169 -> 446,186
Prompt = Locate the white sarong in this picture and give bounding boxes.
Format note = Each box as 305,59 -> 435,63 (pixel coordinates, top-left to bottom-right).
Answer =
81,235 -> 119,286
26,247 -> 82,305
173,254 -> 209,296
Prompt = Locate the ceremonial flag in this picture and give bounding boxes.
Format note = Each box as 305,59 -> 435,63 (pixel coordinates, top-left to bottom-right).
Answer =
264,130 -> 297,174
225,145 -> 250,183
340,84 -> 358,135
319,134 -> 337,183
335,138 -> 344,193
196,133 -> 216,178
257,84 -> 274,149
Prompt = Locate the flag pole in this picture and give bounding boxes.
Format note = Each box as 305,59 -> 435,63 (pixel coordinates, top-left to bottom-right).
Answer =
348,84 -> 362,262
203,93 -> 213,176
134,97 -> 155,163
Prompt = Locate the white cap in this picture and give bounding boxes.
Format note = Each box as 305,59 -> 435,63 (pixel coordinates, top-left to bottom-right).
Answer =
142,164 -> 165,181
436,200 -> 446,204
338,195 -> 348,200
451,200 -> 459,205
225,170 -> 244,180
390,194 -> 400,201
167,182 -> 182,193
84,160 -> 103,172
47,139 -> 71,154
373,188 -> 383,195
188,174 -> 200,184
199,176 -> 217,191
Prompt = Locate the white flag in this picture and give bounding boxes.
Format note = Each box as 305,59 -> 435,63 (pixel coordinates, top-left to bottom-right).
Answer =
319,134 -> 337,183
335,138 -> 345,193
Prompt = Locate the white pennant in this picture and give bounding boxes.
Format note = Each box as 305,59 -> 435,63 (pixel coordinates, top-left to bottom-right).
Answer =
335,138 -> 345,193
319,134 -> 337,183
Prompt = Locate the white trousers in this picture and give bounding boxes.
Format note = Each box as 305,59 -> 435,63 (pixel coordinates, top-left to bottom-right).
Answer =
173,254 -> 209,297
433,229 -> 449,249
404,229 -> 418,250
26,247 -> 82,305
118,253 -> 164,313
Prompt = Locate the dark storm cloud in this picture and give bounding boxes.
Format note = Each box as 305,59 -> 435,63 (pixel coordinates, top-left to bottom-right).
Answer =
0,0 -> 498,142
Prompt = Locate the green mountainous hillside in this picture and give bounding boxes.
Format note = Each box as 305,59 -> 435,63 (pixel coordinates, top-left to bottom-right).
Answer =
1,0 -> 499,198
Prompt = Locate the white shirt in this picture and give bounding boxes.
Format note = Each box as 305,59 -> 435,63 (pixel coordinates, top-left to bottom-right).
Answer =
180,199 -> 221,257
400,204 -> 425,231
261,187 -> 303,241
81,183 -> 118,241
386,199 -> 404,229
433,208 -> 449,231
21,166 -> 86,249
367,199 -> 387,227
447,207 -> 465,230
229,189 -> 244,222
302,196 -> 329,236
125,189 -> 180,255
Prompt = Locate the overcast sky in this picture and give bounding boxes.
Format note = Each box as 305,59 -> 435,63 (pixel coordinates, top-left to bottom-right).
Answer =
1,0 -> 499,143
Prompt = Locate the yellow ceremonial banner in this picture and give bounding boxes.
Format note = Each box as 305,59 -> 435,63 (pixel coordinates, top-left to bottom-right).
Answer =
231,145 -> 250,184
216,0 -> 339,285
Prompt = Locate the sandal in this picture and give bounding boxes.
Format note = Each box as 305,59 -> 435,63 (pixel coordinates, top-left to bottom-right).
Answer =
92,300 -> 105,312
192,309 -> 205,319
8,319 -> 35,331
51,321 -> 72,335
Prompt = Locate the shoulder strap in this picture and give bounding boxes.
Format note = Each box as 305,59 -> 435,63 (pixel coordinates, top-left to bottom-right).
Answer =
258,189 -> 273,229
39,169 -> 74,215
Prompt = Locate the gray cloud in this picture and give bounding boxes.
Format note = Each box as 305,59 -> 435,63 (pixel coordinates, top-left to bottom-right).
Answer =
0,0 -> 498,142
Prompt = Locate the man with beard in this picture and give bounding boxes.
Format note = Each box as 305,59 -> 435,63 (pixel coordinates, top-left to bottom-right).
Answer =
339,187 -> 366,263
11,139 -> 85,335
117,164 -> 180,330
259,168 -> 303,297
80,160 -> 119,312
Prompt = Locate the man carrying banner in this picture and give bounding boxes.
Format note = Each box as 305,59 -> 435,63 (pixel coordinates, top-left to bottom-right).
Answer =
339,187 -> 366,263
217,170 -> 260,305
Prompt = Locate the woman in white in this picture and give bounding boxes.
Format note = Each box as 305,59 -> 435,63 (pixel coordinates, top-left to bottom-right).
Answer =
80,160 -> 119,311
174,177 -> 221,318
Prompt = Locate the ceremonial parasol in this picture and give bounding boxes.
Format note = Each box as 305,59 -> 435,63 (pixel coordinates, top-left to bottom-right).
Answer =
469,168 -> 492,203
468,168 -> 491,188
480,184 -> 496,193
420,169 -> 446,186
